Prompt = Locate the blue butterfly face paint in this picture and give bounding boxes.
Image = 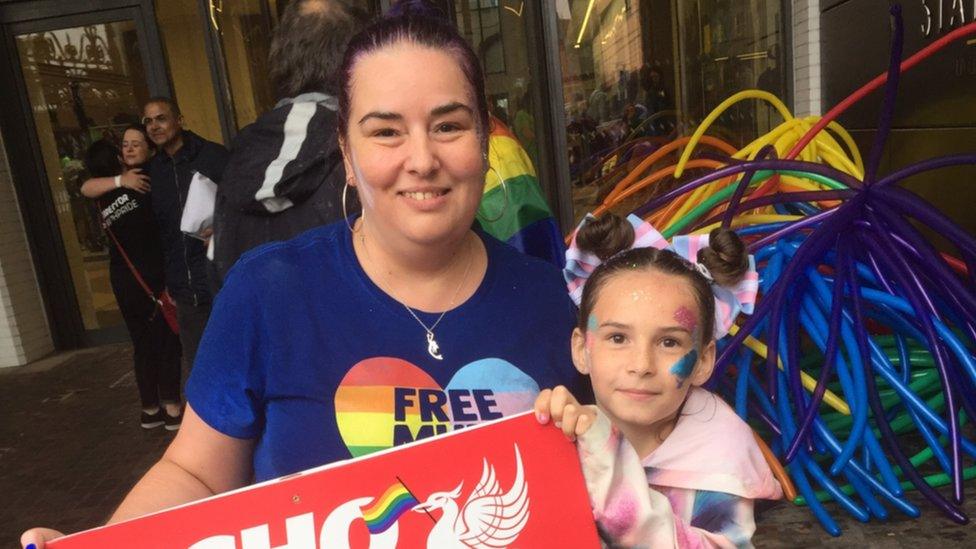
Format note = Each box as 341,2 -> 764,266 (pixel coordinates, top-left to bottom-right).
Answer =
670,349 -> 698,388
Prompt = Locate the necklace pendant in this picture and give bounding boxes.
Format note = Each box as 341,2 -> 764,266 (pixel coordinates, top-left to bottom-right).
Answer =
426,331 -> 444,361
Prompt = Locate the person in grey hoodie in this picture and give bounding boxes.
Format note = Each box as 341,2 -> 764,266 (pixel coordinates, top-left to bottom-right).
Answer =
211,0 -> 368,283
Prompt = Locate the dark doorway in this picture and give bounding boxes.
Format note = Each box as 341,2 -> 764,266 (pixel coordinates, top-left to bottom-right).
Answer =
0,1 -> 170,348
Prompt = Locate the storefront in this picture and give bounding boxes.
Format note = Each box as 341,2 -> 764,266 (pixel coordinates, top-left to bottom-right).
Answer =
0,0 -> 792,363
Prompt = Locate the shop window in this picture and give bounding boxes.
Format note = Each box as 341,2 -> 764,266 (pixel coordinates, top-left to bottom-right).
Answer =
556,0 -> 789,224
455,0 -> 541,165
155,0 -> 224,144
15,21 -> 150,331
465,0 -> 505,74
210,0 -> 278,130
209,0 -> 375,131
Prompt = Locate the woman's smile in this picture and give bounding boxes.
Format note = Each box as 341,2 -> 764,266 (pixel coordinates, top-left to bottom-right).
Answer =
398,186 -> 452,210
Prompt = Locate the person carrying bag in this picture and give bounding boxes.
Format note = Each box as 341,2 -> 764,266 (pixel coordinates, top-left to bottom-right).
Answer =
77,129 -> 184,432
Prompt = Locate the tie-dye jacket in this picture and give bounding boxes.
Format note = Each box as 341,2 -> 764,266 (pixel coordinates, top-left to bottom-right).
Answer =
577,388 -> 782,548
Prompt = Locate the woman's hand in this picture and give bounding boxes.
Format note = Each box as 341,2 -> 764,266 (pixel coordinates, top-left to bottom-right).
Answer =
21,527 -> 64,548
534,386 -> 597,441
120,169 -> 151,194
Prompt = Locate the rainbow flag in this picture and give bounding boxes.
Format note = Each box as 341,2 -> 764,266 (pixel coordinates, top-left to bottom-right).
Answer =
480,117 -> 566,267
359,481 -> 420,534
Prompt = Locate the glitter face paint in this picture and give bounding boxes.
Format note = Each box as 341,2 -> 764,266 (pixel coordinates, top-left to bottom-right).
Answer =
586,314 -> 598,351
670,306 -> 701,387
629,289 -> 656,303
673,306 -> 698,333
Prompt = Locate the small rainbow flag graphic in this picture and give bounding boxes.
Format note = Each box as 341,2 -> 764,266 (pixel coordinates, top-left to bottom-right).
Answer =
360,480 -> 420,534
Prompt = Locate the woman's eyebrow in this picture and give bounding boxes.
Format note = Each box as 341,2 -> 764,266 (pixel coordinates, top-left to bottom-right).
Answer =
430,102 -> 473,117
358,111 -> 401,125
358,103 -> 472,125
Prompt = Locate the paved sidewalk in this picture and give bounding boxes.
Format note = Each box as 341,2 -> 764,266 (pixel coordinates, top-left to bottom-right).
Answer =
1,344 -> 974,546
1,345 -> 173,544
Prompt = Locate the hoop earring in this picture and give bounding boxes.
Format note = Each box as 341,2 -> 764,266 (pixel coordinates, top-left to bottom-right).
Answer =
342,181 -> 363,232
476,167 -> 508,223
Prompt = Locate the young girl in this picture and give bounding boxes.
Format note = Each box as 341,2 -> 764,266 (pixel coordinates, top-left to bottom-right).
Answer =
536,213 -> 782,548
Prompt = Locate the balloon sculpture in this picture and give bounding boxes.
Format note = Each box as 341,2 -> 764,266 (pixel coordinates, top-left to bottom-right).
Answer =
573,6 -> 976,535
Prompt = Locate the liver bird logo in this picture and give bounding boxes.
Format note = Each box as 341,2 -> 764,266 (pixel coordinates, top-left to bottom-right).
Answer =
412,444 -> 530,548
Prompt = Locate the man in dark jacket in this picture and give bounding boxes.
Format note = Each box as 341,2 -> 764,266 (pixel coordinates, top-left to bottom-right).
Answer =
142,97 -> 229,384
211,0 -> 368,283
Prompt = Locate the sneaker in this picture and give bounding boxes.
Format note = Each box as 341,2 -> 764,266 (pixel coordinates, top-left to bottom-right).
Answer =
140,409 -> 165,429
164,407 -> 183,431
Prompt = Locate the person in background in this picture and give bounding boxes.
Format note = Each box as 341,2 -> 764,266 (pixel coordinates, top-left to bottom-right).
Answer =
81,127 -> 183,430
587,81 -> 611,124
641,65 -> 672,135
512,88 -> 538,162
141,97 -> 228,379
211,0 -> 368,283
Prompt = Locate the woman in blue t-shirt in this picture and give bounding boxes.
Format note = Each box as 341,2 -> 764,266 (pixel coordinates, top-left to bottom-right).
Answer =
22,3 -> 588,546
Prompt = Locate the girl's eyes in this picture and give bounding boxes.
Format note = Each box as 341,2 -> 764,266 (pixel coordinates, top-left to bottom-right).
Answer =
661,337 -> 681,348
607,333 -> 628,345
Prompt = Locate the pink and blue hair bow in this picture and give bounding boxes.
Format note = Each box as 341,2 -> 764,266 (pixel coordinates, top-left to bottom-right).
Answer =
564,214 -> 758,339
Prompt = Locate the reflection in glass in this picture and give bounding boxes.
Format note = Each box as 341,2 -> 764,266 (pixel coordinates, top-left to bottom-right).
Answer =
209,0 -> 375,130
455,0 -> 541,166
211,0 -> 277,129
155,0 -> 225,144
556,0 -> 788,224
16,21 -> 149,331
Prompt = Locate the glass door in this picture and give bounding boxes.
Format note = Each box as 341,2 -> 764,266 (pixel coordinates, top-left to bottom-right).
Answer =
6,8 -> 164,344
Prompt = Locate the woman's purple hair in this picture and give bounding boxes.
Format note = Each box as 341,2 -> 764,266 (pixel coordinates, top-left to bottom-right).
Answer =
337,0 -> 490,144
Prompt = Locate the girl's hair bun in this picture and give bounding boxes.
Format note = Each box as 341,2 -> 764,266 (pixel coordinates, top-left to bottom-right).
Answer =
386,0 -> 447,19
697,227 -> 749,287
576,213 -> 636,261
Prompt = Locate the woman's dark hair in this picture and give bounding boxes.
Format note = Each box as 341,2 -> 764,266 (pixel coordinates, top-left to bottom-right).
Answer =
337,0 -> 490,144
84,139 -> 122,178
268,0 -> 369,99
576,213 -> 749,345
121,124 -> 153,146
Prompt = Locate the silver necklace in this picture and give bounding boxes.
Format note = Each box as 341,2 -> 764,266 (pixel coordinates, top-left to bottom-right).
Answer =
360,231 -> 473,361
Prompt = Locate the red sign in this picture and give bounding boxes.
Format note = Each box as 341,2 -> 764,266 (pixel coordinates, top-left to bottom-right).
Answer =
50,412 -> 600,548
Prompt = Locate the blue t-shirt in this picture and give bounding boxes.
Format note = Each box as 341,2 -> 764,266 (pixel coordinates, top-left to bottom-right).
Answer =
187,220 -> 589,482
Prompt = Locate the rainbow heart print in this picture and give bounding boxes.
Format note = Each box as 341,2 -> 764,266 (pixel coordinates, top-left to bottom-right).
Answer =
335,356 -> 540,457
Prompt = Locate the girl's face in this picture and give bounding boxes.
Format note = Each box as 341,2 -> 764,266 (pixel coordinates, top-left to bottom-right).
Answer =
341,42 -> 486,248
121,129 -> 151,167
572,269 -> 716,437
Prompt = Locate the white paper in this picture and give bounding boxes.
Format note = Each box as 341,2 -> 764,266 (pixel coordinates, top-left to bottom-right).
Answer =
180,171 -> 218,240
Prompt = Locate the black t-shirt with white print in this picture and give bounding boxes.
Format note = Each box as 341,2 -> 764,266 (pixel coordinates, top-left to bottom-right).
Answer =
99,179 -> 166,292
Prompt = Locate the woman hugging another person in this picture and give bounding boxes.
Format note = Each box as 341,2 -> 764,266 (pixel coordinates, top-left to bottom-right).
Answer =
82,126 -> 183,431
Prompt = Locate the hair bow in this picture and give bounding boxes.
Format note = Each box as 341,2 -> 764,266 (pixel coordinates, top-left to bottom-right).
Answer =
564,214 -> 758,339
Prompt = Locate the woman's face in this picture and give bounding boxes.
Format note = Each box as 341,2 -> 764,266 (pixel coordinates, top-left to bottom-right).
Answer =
572,269 -> 715,436
342,42 -> 485,248
121,129 -> 151,167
